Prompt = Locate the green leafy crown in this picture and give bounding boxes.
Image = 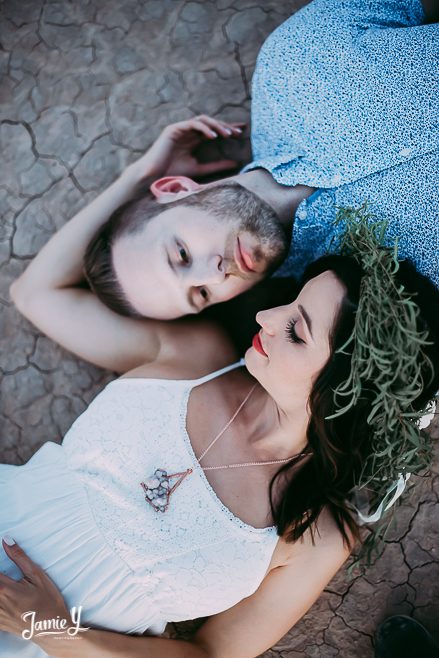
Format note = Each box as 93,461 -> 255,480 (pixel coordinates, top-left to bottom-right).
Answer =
329,204 -> 435,566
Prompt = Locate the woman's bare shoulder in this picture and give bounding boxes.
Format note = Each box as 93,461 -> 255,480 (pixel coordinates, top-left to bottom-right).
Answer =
123,316 -> 240,381
269,507 -> 354,571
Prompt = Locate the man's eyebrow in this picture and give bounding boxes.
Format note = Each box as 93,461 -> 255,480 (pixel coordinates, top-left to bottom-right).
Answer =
298,304 -> 313,339
167,252 -> 199,314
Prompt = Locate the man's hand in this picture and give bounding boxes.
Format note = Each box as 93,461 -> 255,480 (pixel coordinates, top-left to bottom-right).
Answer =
0,537 -> 72,638
131,115 -> 245,181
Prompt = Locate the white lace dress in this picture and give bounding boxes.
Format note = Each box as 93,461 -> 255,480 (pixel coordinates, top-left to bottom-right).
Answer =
0,361 -> 279,656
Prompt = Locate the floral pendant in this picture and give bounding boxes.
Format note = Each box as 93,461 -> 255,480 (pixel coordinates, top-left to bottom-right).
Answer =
140,467 -> 193,513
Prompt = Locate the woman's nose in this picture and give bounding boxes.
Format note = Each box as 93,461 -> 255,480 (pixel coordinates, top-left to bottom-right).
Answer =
256,305 -> 286,335
256,308 -> 276,335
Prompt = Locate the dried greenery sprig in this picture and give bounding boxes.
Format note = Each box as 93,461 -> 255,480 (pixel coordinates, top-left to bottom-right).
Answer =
328,204 -> 435,566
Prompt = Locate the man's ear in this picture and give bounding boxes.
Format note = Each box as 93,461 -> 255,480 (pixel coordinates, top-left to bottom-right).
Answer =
150,176 -> 202,203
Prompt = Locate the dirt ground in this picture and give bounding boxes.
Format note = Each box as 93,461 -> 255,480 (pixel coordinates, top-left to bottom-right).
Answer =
1,1 -> 438,656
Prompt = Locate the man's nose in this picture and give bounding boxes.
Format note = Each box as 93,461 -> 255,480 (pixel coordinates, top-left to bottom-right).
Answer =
189,256 -> 226,286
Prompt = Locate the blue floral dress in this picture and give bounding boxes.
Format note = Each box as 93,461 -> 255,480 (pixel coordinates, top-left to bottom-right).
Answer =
243,0 -> 439,286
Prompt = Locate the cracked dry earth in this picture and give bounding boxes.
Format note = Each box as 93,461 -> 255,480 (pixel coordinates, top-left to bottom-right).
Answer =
1,1 -> 438,656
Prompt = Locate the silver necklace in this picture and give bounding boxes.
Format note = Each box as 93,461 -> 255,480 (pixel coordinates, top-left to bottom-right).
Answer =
140,384 -> 307,513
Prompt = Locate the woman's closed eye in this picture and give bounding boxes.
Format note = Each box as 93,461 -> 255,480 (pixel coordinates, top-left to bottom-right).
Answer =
286,319 -> 305,345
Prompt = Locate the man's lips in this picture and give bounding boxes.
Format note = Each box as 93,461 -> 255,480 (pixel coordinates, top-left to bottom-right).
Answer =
234,237 -> 256,275
252,332 -> 268,357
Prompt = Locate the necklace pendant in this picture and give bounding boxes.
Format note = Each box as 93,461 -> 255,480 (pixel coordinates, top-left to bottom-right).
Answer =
140,468 -> 193,513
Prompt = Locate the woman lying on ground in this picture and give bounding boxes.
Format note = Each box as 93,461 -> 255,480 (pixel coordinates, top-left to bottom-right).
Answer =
1,198 -> 438,656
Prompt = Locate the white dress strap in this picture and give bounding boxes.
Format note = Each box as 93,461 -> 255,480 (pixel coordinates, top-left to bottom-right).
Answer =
191,358 -> 246,387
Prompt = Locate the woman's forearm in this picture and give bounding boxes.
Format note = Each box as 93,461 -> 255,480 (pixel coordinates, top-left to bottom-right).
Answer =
35,628 -> 210,658
10,162 -> 148,301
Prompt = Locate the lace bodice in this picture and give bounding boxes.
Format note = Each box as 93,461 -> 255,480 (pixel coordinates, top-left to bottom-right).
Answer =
62,361 -> 279,622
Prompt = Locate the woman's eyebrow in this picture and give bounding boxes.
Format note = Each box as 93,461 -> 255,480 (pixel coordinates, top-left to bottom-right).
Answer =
298,304 -> 313,340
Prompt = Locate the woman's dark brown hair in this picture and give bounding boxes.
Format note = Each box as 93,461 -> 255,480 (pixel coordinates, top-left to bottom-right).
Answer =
270,255 -> 439,549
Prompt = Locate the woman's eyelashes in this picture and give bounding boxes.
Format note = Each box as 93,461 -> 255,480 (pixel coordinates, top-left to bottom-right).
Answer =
286,319 -> 305,345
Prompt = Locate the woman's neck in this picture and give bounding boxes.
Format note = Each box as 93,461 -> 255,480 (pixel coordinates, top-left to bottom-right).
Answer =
234,380 -> 310,464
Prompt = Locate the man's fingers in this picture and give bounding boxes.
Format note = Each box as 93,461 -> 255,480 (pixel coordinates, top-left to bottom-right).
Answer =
197,159 -> 240,176
2,538 -> 39,582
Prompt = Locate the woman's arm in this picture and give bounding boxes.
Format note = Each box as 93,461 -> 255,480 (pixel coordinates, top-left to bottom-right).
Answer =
39,628 -> 210,658
0,510 -> 352,658
9,116 -> 241,373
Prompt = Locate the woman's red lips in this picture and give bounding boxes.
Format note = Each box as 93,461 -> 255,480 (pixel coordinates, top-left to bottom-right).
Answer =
252,332 -> 268,357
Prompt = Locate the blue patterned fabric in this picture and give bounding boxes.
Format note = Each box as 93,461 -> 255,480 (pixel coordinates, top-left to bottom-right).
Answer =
243,0 -> 439,286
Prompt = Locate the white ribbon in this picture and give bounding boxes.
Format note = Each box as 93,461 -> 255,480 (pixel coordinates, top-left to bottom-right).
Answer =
356,472 -> 411,525
418,398 -> 437,430
354,397 -> 437,524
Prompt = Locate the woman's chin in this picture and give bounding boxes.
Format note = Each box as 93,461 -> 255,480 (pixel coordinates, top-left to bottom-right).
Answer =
243,346 -> 254,366
243,347 -> 265,379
